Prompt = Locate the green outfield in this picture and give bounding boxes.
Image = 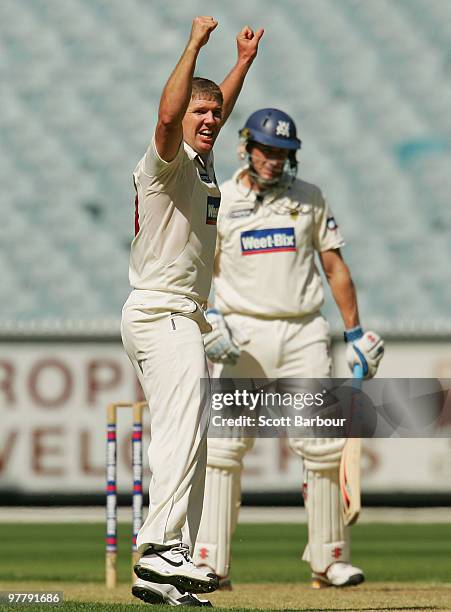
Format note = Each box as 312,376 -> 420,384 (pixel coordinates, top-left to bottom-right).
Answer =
0,522 -> 450,611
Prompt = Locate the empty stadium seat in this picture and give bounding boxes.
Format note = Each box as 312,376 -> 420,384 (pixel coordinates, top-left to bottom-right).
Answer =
0,0 -> 450,332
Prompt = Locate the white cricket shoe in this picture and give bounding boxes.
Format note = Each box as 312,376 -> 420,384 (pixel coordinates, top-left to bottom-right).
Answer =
132,578 -> 212,606
312,562 -> 365,588
134,544 -> 219,594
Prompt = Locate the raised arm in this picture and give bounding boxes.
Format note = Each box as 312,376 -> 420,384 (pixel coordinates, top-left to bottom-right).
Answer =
220,26 -> 264,125
156,16 -> 218,162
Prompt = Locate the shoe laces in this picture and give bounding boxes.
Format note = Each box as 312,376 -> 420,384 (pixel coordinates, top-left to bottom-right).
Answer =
171,543 -> 192,563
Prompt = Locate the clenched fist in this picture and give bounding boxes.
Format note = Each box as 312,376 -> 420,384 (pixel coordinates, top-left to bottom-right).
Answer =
189,16 -> 218,49
236,25 -> 264,64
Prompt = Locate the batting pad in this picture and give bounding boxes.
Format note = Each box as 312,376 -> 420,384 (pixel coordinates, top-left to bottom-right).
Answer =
302,466 -> 350,573
193,438 -> 253,577
289,437 -> 346,470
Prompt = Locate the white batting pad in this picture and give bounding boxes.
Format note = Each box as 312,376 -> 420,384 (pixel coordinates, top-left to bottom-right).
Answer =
301,466 -> 350,573
193,438 -> 253,577
289,437 -> 345,470
289,438 -> 349,572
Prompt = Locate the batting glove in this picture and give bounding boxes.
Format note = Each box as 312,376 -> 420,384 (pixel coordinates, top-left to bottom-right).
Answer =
204,309 -> 241,365
344,326 -> 384,379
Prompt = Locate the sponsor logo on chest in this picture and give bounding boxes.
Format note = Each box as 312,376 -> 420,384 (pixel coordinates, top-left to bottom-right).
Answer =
199,171 -> 212,184
229,208 -> 253,218
206,196 -> 221,225
240,227 -> 296,255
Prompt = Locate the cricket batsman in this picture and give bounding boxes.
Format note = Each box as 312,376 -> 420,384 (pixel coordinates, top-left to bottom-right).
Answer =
121,18 -> 263,606
193,108 -> 384,588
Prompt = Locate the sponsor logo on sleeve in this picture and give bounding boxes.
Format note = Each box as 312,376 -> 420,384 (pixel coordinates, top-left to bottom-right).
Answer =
206,196 -> 221,225
240,227 -> 296,255
327,216 -> 338,231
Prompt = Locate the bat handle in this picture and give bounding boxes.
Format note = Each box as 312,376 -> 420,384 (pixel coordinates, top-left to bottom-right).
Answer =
353,363 -> 364,379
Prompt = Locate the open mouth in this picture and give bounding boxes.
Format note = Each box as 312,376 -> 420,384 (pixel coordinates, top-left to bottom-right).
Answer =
198,130 -> 214,142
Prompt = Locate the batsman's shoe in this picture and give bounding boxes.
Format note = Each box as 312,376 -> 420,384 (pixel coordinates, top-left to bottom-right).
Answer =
311,562 -> 365,588
218,576 -> 233,591
134,544 -> 219,594
132,578 -> 213,606
196,565 -> 232,591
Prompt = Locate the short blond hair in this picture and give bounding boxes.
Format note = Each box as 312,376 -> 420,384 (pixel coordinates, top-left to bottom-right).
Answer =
191,77 -> 223,105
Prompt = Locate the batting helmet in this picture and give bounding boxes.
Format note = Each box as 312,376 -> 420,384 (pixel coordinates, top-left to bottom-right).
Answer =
239,108 -> 301,151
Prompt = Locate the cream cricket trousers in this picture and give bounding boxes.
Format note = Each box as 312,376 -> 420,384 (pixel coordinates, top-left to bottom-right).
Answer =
197,311 -> 349,574
219,311 -> 332,379
121,290 -> 210,553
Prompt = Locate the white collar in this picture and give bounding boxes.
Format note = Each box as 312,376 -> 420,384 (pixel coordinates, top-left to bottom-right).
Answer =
232,168 -> 300,213
183,141 -> 212,168
232,168 -> 277,203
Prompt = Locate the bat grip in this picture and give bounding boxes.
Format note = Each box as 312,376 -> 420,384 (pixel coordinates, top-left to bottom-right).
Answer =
353,363 -> 364,379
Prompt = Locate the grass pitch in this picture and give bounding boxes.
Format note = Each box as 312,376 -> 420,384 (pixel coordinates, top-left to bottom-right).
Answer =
0,522 -> 450,610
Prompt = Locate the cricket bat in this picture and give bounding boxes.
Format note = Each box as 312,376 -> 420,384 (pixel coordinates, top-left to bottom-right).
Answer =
340,363 -> 363,526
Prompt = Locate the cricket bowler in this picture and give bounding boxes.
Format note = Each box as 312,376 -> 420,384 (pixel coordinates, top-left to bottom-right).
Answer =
121,17 -> 263,606
193,108 -> 384,588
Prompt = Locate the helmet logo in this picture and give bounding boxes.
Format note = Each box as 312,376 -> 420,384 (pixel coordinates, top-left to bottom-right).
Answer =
276,120 -> 290,138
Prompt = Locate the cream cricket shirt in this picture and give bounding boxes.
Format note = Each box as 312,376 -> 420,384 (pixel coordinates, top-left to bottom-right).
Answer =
129,137 -> 221,309
214,170 -> 345,318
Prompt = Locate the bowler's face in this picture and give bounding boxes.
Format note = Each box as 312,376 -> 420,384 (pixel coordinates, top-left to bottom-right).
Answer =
182,97 -> 222,158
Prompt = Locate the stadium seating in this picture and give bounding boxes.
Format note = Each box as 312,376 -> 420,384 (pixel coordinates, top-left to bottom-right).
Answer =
0,0 -> 450,332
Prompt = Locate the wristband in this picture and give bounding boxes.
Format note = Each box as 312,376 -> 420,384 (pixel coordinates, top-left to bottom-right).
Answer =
344,326 -> 364,343
206,308 -> 220,317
